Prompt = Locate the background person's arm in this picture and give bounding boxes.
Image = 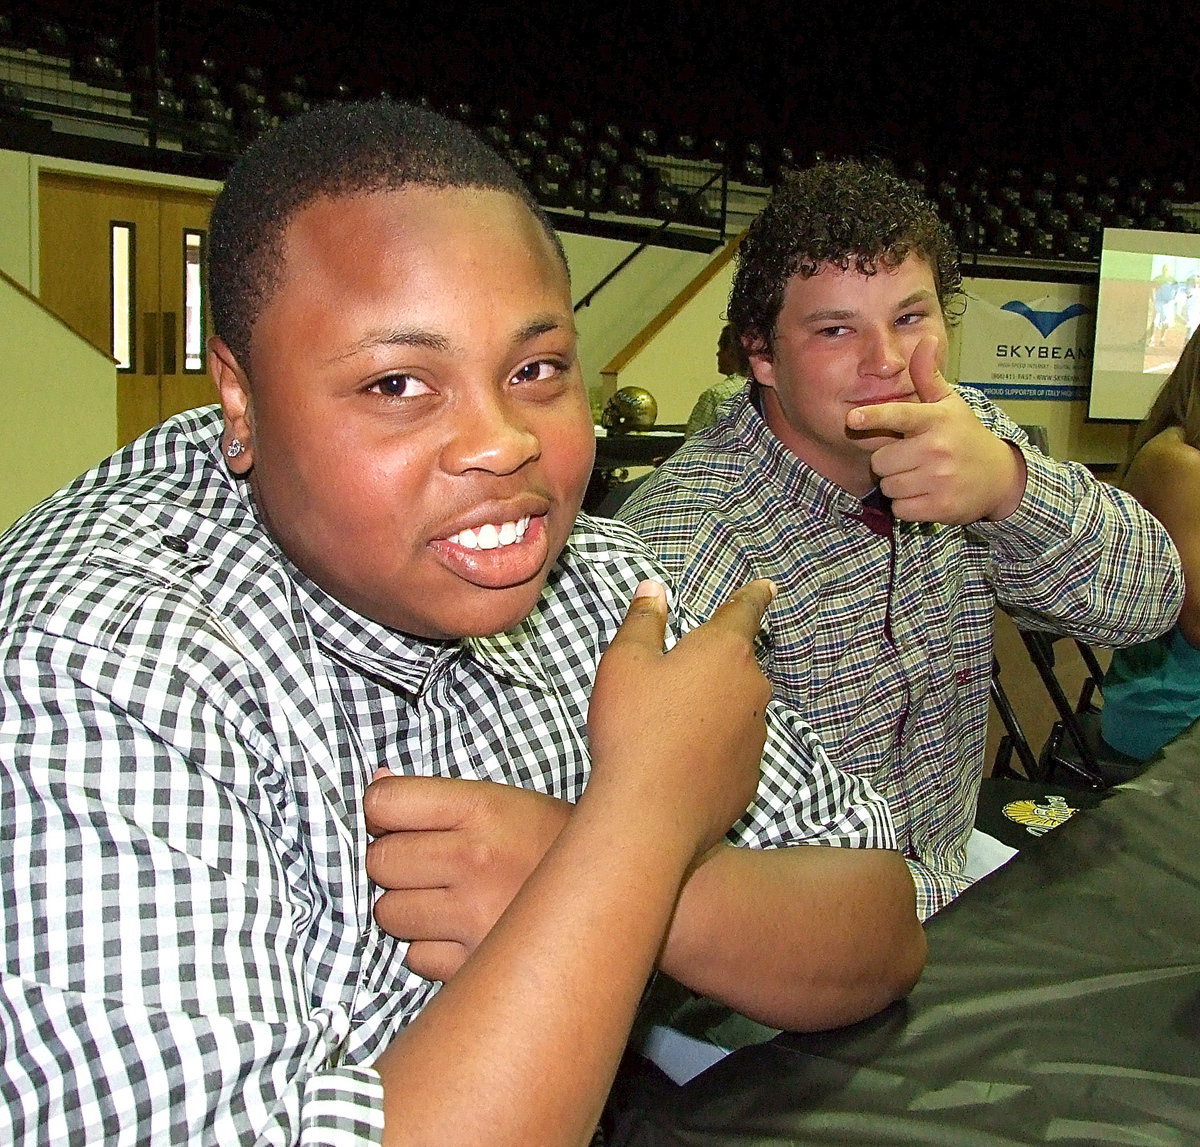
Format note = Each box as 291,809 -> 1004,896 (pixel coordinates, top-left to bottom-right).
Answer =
1122,431 -> 1200,648
851,338 -> 1183,643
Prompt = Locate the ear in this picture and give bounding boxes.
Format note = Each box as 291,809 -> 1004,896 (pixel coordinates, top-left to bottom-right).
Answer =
747,339 -> 776,390
209,336 -> 255,473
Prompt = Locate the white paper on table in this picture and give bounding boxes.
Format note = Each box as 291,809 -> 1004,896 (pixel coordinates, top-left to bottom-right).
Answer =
639,1024 -> 733,1085
964,827 -> 1018,883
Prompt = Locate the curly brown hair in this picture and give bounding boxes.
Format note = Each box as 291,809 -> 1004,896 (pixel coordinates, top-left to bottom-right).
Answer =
727,159 -> 962,355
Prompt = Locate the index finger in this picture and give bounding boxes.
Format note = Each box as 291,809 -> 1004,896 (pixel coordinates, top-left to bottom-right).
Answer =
847,399 -> 938,437
704,578 -> 778,638
364,774 -> 480,836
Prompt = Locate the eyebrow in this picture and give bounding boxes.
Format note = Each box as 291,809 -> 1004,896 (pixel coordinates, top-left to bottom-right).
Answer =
894,289 -> 938,310
326,313 -> 571,364
514,314 -> 570,344
801,290 -> 937,325
327,326 -> 450,364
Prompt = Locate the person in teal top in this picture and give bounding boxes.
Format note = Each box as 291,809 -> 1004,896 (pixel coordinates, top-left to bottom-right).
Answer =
1102,326 -> 1200,759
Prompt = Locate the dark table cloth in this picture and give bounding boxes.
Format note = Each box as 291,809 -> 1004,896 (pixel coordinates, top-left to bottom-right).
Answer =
610,725 -> 1200,1146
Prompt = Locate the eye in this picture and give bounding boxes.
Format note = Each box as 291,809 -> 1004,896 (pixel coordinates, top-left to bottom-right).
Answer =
896,311 -> 928,327
367,372 -> 434,398
816,325 -> 850,339
511,358 -> 567,384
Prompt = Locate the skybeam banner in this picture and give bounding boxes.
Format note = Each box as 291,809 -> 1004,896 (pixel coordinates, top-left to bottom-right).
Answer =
957,277 -> 1097,402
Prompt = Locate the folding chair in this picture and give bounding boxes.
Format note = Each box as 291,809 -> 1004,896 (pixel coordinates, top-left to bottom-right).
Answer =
988,655 -> 1041,781
1018,630 -> 1145,789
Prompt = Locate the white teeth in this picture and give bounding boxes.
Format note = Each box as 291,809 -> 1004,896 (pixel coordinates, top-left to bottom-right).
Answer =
447,516 -> 530,550
476,523 -> 500,549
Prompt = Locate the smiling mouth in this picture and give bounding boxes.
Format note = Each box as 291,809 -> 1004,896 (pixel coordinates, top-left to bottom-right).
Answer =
431,512 -> 550,591
444,515 -> 531,550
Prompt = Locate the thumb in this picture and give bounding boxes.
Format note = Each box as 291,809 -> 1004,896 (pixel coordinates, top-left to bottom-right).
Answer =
909,337 -> 952,404
607,577 -> 669,656
703,578 -> 778,642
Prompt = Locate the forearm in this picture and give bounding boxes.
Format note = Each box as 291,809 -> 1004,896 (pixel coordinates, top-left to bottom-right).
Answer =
374,780 -> 699,1147
658,843 -> 926,1031
980,450 -> 1183,642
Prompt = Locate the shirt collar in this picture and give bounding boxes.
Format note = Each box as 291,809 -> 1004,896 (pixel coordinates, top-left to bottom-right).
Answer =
225,469 -> 453,694
284,534 -> 560,698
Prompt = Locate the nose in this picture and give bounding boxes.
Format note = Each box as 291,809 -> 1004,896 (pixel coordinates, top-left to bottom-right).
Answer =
859,325 -> 906,379
441,389 -> 541,477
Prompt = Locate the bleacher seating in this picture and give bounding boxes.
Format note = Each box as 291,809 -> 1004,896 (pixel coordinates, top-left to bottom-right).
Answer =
1,7 -> 1197,258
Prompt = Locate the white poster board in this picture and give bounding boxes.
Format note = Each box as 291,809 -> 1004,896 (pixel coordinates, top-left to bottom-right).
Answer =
957,276 -> 1096,403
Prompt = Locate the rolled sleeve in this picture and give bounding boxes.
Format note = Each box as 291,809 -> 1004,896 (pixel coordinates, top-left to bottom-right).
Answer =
969,445 -> 1184,644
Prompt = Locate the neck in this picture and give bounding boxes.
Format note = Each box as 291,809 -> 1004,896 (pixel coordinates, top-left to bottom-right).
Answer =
759,390 -> 875,498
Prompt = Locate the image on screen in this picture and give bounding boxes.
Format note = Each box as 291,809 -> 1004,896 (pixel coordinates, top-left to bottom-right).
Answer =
1090,227 -> 1200,421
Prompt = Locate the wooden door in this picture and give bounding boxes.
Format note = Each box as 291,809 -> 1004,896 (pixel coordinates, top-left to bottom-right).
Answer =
39,172 -> 218,446
158,189 -> 219,422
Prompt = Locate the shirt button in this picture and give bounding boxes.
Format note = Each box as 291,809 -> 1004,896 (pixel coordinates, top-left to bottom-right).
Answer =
163,533 -> 190,554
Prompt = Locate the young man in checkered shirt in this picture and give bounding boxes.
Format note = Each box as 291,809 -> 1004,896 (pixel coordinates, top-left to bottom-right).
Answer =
0,105 -> 925,1145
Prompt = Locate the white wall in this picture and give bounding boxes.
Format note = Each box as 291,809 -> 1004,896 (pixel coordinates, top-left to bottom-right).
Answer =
564,232 -> 711,415
0,274 -> 116,530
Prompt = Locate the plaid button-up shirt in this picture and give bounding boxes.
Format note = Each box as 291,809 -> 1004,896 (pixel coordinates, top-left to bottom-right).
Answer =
619,387 -> 1183,919
0,406 -> 894,1146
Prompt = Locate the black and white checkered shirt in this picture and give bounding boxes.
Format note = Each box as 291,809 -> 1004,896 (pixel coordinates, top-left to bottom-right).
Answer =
0,407 -> 894,1145
620,387 -> 1184,919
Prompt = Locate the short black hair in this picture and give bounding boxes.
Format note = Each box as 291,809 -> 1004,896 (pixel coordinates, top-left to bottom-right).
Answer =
728,158 -> 962,355
208,100 -> 566,363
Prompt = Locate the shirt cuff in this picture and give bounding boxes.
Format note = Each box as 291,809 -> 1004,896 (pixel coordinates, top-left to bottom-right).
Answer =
905,856 -> 972,922
965,444 -> 1084,561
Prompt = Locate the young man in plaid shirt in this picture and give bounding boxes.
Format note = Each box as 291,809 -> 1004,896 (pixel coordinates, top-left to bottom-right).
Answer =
620,160 -> 1182,919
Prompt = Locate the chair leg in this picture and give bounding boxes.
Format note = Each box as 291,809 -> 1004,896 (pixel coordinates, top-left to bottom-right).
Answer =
1041,720 -> 1109,791
989,660 -> 1041,780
